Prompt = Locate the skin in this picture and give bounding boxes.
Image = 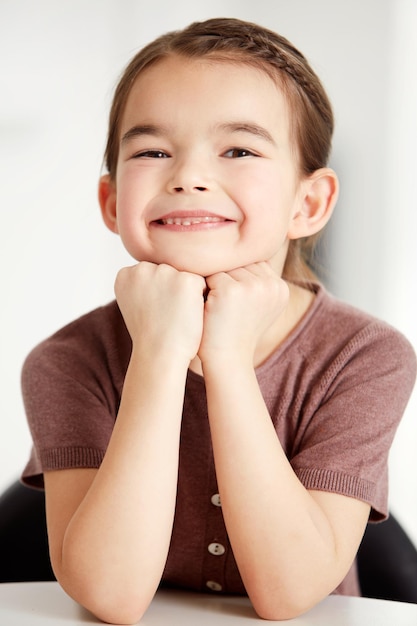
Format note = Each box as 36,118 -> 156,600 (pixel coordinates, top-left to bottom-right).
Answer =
44,56 -> 370,624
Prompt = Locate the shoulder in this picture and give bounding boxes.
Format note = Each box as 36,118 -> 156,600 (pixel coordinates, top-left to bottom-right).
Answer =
27,300 -> 127,351
303,284 -> 417,398
22,301 -> 131,389
43,300 -> 126,345
267,283 -> 417,406
306,284 -> 415,362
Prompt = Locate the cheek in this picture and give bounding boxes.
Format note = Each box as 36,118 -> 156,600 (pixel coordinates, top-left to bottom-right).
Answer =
112,198 -> 146,259
237,175 -> 291,228
114,199 -> 134,239
114,172 -> 143,228
239,193 -> 296,260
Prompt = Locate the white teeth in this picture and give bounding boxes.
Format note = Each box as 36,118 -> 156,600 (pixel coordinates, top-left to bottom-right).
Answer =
161,216 -> 223,226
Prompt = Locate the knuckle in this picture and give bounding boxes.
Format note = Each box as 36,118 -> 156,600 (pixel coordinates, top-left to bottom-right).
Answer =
157,263 -> 173,274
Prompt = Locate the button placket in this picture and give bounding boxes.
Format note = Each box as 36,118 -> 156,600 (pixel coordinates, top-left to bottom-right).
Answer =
204,489 -> 227,592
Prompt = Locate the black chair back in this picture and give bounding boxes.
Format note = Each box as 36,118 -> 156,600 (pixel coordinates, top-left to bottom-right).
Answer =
0,480 -> 55,582
357,514 -> 417,603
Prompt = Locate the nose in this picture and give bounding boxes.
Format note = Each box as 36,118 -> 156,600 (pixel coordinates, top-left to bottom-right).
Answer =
168,155 -> 211,194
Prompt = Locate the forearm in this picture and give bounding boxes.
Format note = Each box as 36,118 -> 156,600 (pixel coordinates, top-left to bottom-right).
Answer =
203,357 -> 350,619
56,349 -> 188,623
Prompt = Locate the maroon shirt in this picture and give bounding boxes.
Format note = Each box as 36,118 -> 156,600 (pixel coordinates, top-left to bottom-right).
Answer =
21,284 -> 416,596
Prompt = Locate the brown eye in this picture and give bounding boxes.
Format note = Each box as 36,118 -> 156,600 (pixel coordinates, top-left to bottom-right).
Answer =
223,148 -> 255,158
133,150 -> 169,159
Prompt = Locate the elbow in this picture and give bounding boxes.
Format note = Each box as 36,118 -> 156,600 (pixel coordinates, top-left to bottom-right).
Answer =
249,586 -> 326,621
52,553 -> 157,624
88,601 -> 148,625
252,601 -> 308,622
252,603 -> 310,622
57,574 -> 153,625
252,600 -> 313,622
84,593 -> 150,625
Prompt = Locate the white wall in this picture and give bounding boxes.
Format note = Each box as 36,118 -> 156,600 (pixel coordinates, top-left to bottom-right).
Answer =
1,0 -> 416,544
368,0 -> 417,545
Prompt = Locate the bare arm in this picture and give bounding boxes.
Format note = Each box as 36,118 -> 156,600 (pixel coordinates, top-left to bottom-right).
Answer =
199,263 -> 370,620
45,262 -> 205,625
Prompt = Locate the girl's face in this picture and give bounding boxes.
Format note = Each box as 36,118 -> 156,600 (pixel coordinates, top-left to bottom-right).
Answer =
102,55 -> 309,277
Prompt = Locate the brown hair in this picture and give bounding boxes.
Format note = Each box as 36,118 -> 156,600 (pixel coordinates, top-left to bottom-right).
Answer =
103,17 -> 334,282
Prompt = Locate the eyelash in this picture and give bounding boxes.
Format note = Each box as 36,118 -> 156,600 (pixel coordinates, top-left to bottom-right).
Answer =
132,150 -> 170,159
131,147 -> 257,159
223,148 -> 256,158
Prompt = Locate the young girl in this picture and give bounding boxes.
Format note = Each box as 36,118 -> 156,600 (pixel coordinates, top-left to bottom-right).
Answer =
22,17 -> 416,624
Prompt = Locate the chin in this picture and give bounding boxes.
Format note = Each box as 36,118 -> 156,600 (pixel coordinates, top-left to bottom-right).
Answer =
135,248 -> 273,277
169,262 -> 227,277
142,255 -> 235,277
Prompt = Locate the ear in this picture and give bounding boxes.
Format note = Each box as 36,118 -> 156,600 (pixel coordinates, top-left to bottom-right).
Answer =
288,168 -> 339,240
98,174 -> 118,234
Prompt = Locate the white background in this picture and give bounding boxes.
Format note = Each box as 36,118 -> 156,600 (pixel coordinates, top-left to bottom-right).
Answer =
1,0 -> 416,545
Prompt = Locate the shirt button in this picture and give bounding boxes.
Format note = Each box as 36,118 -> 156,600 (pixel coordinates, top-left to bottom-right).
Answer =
206,580 -> 222,592
211,493 -> 222,507
208,542 -> 226,556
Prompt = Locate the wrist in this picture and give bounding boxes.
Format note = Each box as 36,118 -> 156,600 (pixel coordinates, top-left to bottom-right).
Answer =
200,348 -> 255,376
130,342 -> 193,372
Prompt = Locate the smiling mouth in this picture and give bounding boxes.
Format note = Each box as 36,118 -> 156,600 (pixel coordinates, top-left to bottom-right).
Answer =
157,216 -> 227,226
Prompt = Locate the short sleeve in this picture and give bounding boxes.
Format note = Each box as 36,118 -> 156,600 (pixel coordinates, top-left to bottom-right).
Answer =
289,323 -> 416,521
21,303 -> 129,488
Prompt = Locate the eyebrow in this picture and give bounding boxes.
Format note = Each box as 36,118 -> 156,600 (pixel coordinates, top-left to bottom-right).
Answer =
120,121 -> 277,146
216,122 -> 276,145
120,124 -> 167,145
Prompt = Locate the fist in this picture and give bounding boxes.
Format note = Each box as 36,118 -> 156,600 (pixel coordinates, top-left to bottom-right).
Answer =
199,262 -> 289,363
115,262 -> 206,362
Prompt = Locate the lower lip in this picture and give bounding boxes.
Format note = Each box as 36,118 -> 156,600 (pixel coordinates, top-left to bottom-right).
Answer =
151,220 -> 233,232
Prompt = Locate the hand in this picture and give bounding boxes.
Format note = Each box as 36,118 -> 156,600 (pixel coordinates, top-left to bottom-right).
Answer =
198,262 -> 289,365
115,262 -> 206,362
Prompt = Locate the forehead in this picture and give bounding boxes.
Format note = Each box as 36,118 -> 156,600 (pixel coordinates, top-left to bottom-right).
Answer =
120,55 -> 291,134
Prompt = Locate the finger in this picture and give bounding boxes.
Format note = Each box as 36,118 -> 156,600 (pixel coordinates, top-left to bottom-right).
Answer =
205,271 -> 234,290
235,261 -> 276,278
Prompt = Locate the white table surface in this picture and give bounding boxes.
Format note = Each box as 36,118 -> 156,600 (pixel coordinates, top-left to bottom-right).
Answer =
1,582 -> 417,625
